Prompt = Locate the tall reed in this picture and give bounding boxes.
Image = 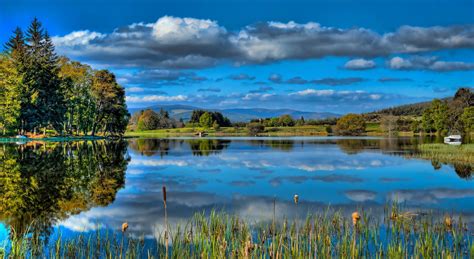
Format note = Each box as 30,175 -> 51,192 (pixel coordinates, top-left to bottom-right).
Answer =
2,203 -> 473,258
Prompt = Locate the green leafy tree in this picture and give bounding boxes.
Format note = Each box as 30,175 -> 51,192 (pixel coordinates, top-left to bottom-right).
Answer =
137,109 -> 160,130
461,106 -> 474,133
199,112 -> 213,128
190,110 -> 231,127
411,119 -> 421,133
91,70 -> 129,136
58,57 -> 96,135
0,55 -> 22,135
421,108 -> 434,133
431,99 -> 448,134
335,114 -> 366,136
278,114 -> 295,127
212,120 -> 220,130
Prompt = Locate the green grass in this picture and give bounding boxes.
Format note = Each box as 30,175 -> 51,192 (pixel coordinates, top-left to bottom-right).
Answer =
416,143 -> 474,164
125,126 -> 328,138
2,204 -> 473,258
365,122 -> 382,134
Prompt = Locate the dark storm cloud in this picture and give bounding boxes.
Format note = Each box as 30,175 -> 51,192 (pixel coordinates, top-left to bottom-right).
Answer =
52,17 -> 474,69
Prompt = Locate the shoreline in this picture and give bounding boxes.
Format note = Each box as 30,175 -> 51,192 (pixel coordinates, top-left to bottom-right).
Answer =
0,135 -> 108,143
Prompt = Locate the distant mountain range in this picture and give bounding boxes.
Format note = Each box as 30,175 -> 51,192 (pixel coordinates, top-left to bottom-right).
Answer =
129,105 -> 339,122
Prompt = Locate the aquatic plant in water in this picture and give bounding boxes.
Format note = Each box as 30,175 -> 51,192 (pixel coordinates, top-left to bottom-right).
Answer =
1,201 -> 473,258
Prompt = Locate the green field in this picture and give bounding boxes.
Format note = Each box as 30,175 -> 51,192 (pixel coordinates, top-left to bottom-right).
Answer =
125,125 -> 328,138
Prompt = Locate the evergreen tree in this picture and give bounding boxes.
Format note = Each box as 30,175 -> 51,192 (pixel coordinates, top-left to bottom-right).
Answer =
23,18 -> 65,134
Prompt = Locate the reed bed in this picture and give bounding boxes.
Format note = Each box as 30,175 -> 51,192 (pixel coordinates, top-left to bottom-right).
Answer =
1,204 -> 473,258
416,143 -> 474,164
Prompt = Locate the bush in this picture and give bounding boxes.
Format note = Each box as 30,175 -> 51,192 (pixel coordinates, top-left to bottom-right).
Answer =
335,114 -> 366,136
247,123 -> 265,136
325,125 -> 333,134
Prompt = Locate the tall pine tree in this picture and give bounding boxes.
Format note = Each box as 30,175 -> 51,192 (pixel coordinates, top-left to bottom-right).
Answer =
23,18 -> 65,134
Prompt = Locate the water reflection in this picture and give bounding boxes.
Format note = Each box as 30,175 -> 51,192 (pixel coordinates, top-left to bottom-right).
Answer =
0,141 -> 129,242
0,137 -> 472,244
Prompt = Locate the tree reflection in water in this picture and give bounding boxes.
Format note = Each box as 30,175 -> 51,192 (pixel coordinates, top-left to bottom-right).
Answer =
127,137 -> 472,179
0,140 -> 129,244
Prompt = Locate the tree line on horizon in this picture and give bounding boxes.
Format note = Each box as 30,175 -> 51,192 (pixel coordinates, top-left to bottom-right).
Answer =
0,18 -> 129,137
370,88 -> 473,135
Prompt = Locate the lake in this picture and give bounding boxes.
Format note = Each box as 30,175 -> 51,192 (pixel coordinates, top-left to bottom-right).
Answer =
0,137 -> 473,243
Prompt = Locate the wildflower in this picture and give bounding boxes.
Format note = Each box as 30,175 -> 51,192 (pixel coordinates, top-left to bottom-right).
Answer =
122,222 -> 129,233
352,212 -> 360,226
293,194 -> 299,205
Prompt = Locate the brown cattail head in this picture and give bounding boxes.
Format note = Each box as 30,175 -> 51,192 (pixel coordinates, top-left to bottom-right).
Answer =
352,212 -> 361,226
445,216 -> 452,229
122,222 -> 129,233
293,194 -> 299,205
162,186 -> 167,203
390,211 -> 397,220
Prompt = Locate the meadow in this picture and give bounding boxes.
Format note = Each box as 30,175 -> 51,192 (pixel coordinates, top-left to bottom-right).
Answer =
125,125 -> 328,138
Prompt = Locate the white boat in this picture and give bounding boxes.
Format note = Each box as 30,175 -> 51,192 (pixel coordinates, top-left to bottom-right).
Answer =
444,135 -> 462,145
15,135 -> 27,139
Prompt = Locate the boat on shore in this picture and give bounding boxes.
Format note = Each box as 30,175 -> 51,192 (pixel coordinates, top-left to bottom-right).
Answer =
444,135 -> 462,145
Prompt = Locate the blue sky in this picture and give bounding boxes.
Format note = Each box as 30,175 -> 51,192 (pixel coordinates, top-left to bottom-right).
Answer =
1,0 -> 473,113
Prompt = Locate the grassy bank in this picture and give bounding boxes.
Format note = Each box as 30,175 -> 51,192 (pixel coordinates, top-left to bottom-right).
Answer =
125,125 -> 328,138
2,204 -> 473,258
416,143 -> 474,165
0,136 -> 107,143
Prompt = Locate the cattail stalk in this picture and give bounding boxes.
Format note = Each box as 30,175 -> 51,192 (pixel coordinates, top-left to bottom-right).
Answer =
272,196 -> 276,258
294,194 -> 299,254
163,186 -> 168,259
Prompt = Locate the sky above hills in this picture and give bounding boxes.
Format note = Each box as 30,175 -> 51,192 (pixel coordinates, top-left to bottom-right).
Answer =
1,0 -> 473,113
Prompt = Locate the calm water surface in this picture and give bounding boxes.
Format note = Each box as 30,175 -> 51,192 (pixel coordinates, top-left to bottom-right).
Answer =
0,137 -> 473,242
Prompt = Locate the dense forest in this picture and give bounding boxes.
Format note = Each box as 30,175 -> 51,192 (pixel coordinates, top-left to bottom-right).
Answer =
0,18 -> 129,137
